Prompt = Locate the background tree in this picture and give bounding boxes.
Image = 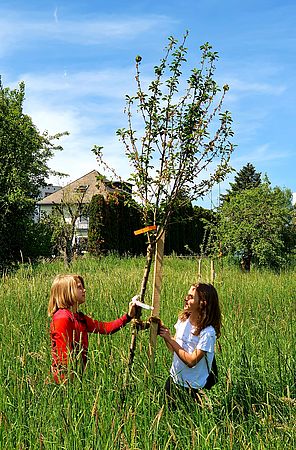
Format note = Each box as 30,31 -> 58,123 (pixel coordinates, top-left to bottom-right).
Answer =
87,189 -> 213,257
93,33 -> 235,299
88,191 -> 145,256
21,218 -> 56,260
46,186 -> 89,266
221,162 -> 261,203
0,79 -> 66,270
164,194 -> 213,255
217,181 -> 295,271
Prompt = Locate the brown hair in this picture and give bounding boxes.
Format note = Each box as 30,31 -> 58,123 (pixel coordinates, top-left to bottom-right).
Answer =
179,283 -> 221,337
47,274 -> 85,317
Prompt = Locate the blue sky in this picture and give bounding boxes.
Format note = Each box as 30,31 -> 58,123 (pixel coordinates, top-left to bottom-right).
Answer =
1,0 -> 295,207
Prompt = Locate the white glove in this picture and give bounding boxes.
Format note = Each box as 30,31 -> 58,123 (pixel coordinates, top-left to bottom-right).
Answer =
131,295 -> 140,304
131,295 -> 154,311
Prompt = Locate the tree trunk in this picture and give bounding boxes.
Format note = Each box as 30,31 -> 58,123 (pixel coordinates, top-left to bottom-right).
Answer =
127,241 -> 155,369
63,239 -> 73,267
139,242 -> 155,301
241,252 -> 251,272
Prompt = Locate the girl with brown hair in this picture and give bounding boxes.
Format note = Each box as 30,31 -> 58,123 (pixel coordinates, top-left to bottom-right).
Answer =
159,283 -> 221,408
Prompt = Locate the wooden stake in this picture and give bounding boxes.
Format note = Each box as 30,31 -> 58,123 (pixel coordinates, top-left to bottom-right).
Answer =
148,229 -> 165,371
198,258 -> 202,282
210,259 -> 215,285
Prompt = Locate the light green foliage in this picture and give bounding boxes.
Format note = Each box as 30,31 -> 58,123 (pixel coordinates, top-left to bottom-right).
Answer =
93,33 -> 234,237
217,182 -> 296,269
0,256 -> 295,448
93,33 -> 234,300
45,188 -> 90,265
0,79 -> 67,267
46,210 -> 74,260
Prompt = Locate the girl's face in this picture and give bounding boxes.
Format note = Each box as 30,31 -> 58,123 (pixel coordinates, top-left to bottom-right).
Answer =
184,285 -> 199,312
76,280 -> 86,305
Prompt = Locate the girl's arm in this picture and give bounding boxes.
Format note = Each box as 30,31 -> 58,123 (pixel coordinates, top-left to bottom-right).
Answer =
85,314 -> 131,334
160,327 -> 175,353
84,301 -> 136,334
164,340 -> 174,352
159,326 -> 205,368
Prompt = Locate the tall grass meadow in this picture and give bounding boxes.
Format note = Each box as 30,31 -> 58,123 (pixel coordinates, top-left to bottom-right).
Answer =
0,255 -> 295,449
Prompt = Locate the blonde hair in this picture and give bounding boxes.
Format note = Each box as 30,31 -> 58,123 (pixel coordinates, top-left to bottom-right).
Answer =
48,274 -> 85,317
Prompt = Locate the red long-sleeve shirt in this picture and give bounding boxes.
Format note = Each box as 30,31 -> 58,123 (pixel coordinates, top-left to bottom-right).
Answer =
50,308 -> 130,382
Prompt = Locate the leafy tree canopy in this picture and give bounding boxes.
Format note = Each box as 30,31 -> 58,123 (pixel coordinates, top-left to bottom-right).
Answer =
217,181 -> 296,270
94,33 -> 234,235
0,78 -> 67,267
93,32 -> 235,301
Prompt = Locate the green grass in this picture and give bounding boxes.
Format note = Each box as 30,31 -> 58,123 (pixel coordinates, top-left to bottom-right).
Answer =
0,255 -> 295,449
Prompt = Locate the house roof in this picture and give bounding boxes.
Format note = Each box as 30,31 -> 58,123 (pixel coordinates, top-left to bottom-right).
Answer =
37,170 -> 126,205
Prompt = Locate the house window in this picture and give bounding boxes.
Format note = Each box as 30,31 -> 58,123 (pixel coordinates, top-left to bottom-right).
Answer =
75,184 -> 89,193
76,215 -> 89,230
78,215 -> 88,224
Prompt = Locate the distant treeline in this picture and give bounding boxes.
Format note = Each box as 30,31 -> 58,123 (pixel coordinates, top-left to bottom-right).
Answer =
88,193 -> 213,256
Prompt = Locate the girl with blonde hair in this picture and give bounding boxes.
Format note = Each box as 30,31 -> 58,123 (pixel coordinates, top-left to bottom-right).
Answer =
48,274 -> 136,383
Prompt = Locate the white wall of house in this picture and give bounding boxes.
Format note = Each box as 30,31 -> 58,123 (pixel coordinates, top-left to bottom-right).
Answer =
39,205 -> 89,240
34,185 -> 62,221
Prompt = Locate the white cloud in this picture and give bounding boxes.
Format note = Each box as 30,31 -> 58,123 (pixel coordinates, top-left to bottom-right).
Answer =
242,80 -> 285,95
17,68 -> 135,99
26,104 -> 82,135
232,143 -> 290,166
23,94 -> 129,184
0,13 -> 173,56
5,62 -> 143,186
46,131 -> 129,186
53,7 -> 58,24
32,17 -> 168,44
223,77 -> 286,101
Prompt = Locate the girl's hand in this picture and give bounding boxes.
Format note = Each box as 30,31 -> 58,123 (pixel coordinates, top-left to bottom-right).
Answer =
127,300 -> 137,318
159,325 -> 172,340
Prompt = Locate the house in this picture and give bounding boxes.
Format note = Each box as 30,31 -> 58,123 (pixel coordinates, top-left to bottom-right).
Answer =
37,169 -> 132,246
39,184 -> 62,199
33,184 -> 62,221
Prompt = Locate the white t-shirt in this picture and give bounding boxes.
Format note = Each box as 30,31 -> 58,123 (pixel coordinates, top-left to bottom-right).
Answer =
170,319 -> 216,389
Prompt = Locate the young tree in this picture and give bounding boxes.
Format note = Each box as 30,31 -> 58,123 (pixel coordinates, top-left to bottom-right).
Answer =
0,79 -> 67,269
221,162 -> 261,203
217,181 -> 295,271
93,33 -> 235,297
46,187 -> 89,266
93,33 -> 234,369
